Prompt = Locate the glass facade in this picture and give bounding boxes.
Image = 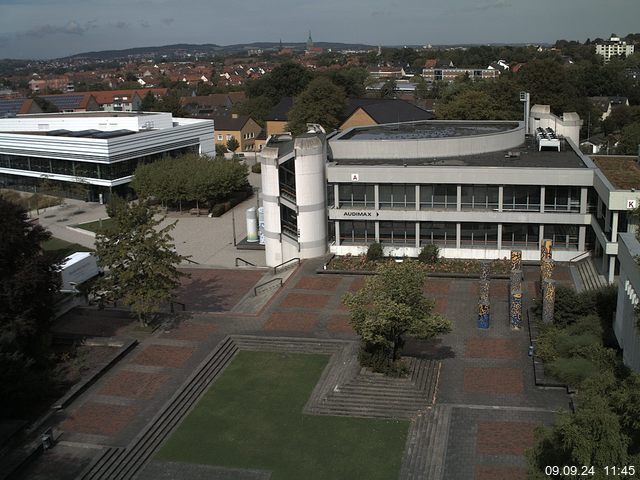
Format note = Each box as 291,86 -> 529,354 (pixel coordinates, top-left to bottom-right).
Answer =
340,220 -> 375,245
339,184 -> 374,208
460,223 -> 498,247
0,146 -> 198,182
420,185 -> 456,209
502,223 -> 539,248
379,184 -> 415,209
461,185 -> 499,210
278,158 -> 296,202
379,221 -> 416,245
544,224 -> 579,250
280,205 -> 298,239
420,222 -> 456,246
544,186 -> 580,212
502,186 -> 540,211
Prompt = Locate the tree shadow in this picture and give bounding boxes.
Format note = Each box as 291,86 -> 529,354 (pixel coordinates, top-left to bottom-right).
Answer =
404,337 -> 456,360
174,274 -> 232,312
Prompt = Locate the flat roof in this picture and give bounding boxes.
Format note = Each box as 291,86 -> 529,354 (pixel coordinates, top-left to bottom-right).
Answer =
16,111 -> 158,119
0,129 -> 139,138
331,136 -> 587,169
338,121 -> 519,141
592,155 -> 640,190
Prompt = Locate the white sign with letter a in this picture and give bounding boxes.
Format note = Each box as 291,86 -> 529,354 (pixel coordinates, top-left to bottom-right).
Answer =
351,173 -> 359,182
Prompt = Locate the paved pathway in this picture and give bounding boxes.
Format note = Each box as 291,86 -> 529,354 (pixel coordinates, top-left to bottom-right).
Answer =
17,260 -> 573,480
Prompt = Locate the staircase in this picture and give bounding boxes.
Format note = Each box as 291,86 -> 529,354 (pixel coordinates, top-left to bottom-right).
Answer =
399,404 -> 452,480
574,257 -> 607,292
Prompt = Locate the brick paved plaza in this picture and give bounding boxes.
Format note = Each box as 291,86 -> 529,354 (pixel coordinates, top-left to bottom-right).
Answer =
19,261 -> 573,480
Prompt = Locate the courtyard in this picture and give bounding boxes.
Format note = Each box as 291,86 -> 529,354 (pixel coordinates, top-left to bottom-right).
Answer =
16,260 -> 573,480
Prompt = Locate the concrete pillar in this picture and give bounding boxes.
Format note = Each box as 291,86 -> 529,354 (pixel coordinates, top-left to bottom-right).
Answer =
580,187 -> 588,215
542,279 -> 556,324
456,223 -> 461,249
609,256 -> 616,284
457,185 -> 462,212
415,222 -> 420,248
578,226 -> 586,251
510,269 -> 523,330
541,257 -> 554,295
374,184 -> 379,210
335,221 -> 341,246
334,184 -> 340,208
540,186 -> 545,213
605,207 -> 611,233
497,224 -> 503,250
375,221 -> 380,242
478,301 -> 490,329
539,225 -> 544,248
480,262 -> 491,282
498,186 -> 503,212
611,211 -> 619,242
541,239 -> 553,261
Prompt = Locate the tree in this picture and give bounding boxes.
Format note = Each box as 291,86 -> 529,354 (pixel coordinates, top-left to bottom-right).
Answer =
226,136 -> 240,153
94,201 -> 187,325
343,261 -> 452,374
436,89 -> 503,120
287,77 -> 346,134
215,143 -> 227,157
379,79 -> 397,99
245,62 -> 313,102
0,198 -> 60,415
617,122 -> 640,155
139,91 -> 158,111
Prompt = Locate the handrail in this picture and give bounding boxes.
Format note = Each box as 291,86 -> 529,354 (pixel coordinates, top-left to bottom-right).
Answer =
273,257 -> 300,274
254,277 -> 283,296
184,257 -> 200,265
235,257 -> 256,267
569,250 -> 591,263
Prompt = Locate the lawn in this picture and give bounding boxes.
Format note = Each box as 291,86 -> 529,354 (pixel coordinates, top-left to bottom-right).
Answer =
74,217 -> 114,233
157,351 -> 409,480
42,237 -> 93,259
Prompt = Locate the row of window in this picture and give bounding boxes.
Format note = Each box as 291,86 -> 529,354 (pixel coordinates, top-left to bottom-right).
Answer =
0,147 -> 198,181
332,184 -> 583,212
337,221 -> 579,249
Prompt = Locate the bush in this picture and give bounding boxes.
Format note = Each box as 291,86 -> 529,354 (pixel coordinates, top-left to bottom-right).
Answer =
418,244 -> 439,264
251,163 -> 262,173
211,203 -> 227,217
366,242 -> 384,262
546,357 -> 599,386
105,194 -> 126,218
358,346 -> 409,377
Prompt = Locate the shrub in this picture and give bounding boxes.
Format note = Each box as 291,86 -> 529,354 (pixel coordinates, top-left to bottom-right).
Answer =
418,244 -> 439,264
106,194 -> 126,218
211,203 -> 227,217
358,346 -> 409,377
546,357 -> 599,386
251,163 -> 262,173
366,242 -> 384,262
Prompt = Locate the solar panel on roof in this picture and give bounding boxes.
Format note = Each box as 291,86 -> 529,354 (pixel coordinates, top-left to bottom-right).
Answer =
67,129 -> 101,137
42,95 -> 84,109
90,129 -> 135,139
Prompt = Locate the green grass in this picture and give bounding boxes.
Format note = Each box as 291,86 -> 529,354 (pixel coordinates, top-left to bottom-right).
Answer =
74,217 -> 114,233
157,351 -> 409,480
42,237 -> 93,259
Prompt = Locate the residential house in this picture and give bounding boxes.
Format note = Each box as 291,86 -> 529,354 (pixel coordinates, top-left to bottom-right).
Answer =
35,93 -> 100,113
0,98 -> 42,117
91,88 -> 168,112
596,34 -> 635,63
180,93 -> 246,118
28,76 -> 73,93
212,114 -> 262,151
589,96 -> 630,121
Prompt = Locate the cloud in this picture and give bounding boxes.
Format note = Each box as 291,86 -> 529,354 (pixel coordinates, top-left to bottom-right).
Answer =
139,20 -> 150,28
23,20 -> 88,38
112,20 -> 130,29
162,18 -> 175,26
466,0 -> 511,12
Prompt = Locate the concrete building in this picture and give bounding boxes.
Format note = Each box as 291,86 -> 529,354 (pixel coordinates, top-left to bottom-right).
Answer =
596,34 -> 635,63
0,111 -> 214,201
258,106 -> 640,284
614,233 -> 640,372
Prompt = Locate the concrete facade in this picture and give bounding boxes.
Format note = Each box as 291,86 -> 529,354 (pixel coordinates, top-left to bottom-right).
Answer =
614,233 -> 640,372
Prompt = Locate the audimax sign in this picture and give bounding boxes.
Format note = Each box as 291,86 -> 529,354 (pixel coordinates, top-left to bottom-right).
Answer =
342,211 -> 379,217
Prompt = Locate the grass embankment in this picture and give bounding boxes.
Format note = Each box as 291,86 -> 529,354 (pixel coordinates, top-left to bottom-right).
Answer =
157,351 -> 409,480
73,218 -> 114,233
42,237 -> 93,260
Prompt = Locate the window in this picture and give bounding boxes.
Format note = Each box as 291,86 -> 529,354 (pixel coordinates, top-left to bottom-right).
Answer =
461,185 -> 498,210
280,205 -> 298,239
379,221 -> 416,245
503,186 -> 540,211
378,184 -> 415,209
339,221 -> 375,245
544,186 -> 580,212
338,184 -> 374,208
217,134 -> 223,141
544,224 -> 578,250
420,184 -> 456,209
502,224 -> 539,248
460,223 -> 498,247
226,134 -> 232,140
327,184 -> 335,208
420,222 -> 456,246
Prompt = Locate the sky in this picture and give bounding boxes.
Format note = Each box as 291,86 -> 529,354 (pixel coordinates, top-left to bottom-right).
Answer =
0,0 -> 639,59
